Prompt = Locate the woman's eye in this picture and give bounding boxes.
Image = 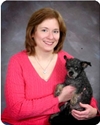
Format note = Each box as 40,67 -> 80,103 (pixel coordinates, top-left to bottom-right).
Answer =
53,30 -> 59,33
42,29 -> 47,32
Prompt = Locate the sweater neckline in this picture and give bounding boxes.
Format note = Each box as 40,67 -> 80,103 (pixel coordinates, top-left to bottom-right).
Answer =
25,52 -> 59,82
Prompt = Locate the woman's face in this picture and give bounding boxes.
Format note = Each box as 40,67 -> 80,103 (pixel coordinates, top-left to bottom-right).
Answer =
32,18 -> 60,52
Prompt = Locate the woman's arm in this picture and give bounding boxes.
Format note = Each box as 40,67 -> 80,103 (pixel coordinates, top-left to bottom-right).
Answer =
5,56 -> 60,120
90,97 -> 100,116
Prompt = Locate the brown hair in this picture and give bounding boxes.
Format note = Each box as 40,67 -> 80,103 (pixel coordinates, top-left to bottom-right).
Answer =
25,8 -> 67,55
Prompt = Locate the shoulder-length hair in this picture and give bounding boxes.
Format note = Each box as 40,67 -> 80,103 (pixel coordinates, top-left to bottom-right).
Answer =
25,8 -> 67,55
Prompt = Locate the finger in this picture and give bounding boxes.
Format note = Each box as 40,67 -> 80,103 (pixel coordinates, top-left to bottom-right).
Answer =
71,111 -> 81,118
71,113 -> 85,120
71,110 -> 86,118
72,109 -> 82,115
72,109 -> 86,115
72,112 -> 87,120
79,102 -> 88,108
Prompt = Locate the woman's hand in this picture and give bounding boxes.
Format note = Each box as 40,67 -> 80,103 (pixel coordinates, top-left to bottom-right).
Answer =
71,102 -> 97,120
58,85 -> 76,103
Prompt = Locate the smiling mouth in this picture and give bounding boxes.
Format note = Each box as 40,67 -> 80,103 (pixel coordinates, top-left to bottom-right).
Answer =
43,41 -> 54,45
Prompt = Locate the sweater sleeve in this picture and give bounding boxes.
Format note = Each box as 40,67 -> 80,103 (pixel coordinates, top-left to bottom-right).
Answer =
5,56 -> 60,120
90,97 -> 100,115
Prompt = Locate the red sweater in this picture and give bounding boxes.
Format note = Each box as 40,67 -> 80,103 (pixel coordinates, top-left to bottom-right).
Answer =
1,50 -> 99,125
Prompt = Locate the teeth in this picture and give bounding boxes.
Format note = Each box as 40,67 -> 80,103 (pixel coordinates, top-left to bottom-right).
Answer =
43,41 -> 53,45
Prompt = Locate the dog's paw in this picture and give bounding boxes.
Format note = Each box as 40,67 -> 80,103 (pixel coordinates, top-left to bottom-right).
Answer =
49,113 -> 59,120
54,84 -> 64,96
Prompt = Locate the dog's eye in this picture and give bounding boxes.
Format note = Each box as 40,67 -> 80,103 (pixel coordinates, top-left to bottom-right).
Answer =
75,67 -> 78,71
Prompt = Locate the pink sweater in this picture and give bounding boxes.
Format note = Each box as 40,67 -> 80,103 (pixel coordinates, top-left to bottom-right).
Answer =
1,50 -> 99,125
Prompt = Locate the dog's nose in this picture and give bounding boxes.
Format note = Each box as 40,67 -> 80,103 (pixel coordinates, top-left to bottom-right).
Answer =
69,71 -> 74,76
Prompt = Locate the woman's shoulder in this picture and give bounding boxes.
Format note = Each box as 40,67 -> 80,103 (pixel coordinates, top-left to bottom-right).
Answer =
9,50 -> 27,62
58,50 -> 74,59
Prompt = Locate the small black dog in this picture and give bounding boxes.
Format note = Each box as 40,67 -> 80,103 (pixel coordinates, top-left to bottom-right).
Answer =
54,55 -> 93,111
49,55 -> 100,125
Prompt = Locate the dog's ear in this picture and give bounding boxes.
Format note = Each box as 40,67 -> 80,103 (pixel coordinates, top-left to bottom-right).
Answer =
81,61 -> 92,69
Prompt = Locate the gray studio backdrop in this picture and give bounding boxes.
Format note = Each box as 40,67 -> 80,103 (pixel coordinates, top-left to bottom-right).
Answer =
1,1 -> 100,112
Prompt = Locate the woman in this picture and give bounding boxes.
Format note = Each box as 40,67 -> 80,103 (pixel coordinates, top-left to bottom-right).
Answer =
1,8 -> 100,125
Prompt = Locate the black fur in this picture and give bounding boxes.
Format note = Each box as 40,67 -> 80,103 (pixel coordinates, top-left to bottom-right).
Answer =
49,55 -> 100,125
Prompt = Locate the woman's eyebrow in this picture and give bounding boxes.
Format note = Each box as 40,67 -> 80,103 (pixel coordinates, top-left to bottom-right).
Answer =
40,27 -> 48,29
40,27 -> 59,30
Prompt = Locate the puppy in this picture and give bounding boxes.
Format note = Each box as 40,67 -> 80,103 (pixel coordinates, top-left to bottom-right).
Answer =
49,55 -> 93,124
55,55 -> 93,111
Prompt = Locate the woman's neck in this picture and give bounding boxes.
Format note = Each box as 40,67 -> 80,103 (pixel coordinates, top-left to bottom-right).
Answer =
34,49 -> 54,61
